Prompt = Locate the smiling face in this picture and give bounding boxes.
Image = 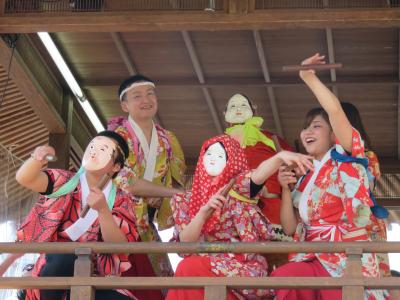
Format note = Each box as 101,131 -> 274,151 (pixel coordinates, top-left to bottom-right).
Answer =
224,94 -> 253,124
82,136 -> 117,171
300,115 -> 335,160
203,142 -> 227,177
121,84 -> 158,121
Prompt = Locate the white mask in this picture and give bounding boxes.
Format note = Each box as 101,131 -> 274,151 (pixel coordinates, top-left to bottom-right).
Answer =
225,94 -> 253,124
203,142 -> 227,176
82,136 -> 116,171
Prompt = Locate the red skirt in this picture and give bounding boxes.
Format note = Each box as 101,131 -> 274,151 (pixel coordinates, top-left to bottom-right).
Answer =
122,254 -> 164,300
271,258 -> 342,300
166,256 -> 238,300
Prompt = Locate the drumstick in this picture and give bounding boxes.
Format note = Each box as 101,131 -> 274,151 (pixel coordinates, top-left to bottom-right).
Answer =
45,155 -> 57,162
282,63 -> 342,72
80,173 -> 112,218
213,179 -> 235,218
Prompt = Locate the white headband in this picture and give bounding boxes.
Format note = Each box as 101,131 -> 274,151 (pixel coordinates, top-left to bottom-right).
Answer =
119,81 -> 156,101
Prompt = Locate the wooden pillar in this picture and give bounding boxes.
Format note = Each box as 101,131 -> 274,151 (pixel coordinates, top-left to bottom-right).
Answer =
343,247 -> 364,300
205,286 -> 227,300
0,0 -> 5,15
228,0 -> 248,14
49,93 -> 73,169
70,247 -> 94,300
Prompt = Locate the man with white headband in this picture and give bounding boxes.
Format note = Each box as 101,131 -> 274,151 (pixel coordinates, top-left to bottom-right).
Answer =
108,74 -> 186,299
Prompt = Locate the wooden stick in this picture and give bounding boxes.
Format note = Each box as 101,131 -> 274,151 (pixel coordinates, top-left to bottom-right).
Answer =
282,63 -> 342,72
80,173 -> 112,218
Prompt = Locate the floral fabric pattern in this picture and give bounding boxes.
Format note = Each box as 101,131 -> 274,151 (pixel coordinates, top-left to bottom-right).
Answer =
290,129 -> 390,300
17,169 -> 139,300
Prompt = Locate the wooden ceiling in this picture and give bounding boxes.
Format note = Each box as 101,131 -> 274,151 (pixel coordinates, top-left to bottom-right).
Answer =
37,27 -> 399,164
1,0 -> 400,169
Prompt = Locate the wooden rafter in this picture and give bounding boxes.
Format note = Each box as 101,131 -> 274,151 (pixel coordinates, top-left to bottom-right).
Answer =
1,9 -> 400,33
0,37 -> 65,133
325,28 -> 338,96
110,32 -> 163,126
398,28 -> 400,160
253,30 -> 284,138
181,30 -> 223,134
83,76 -> 400,88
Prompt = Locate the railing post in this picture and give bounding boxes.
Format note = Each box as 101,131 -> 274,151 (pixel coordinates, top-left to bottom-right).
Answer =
343,247 -> 364,300
70,247 -> 94,300
205,286 -> 227,300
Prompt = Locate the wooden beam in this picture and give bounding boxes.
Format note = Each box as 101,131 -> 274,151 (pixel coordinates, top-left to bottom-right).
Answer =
83,76 -> 400,89
0,0 -> 5,15
253,30 -> 284,138
325,27 -> 339,96
181,30 -> 223,134
110,32 -> 163,126
2,9 -> 400,33
0,37 -> 65,133
398,28 -> 400,160
228,0 -> 248,14
49,93 -> 73,169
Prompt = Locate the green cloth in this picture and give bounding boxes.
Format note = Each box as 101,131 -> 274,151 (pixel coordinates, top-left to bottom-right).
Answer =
225,116 -> 276,150
46,166 -> 116,211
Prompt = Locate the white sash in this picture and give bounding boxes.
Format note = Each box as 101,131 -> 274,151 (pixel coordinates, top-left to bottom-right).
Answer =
298,149 -> 332,224
64,172 -> 112,241
128,116 -> 158,181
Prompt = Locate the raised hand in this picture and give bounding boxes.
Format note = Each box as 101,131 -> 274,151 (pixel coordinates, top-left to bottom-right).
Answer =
30,145 -> 55,164
300,53 -> 326,78
277,151 -> 314,175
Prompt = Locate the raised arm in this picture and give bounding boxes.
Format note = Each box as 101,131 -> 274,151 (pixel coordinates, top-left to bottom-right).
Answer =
15,145 -> 54,193
300,53 -> 353,152
251,151 -> 313,185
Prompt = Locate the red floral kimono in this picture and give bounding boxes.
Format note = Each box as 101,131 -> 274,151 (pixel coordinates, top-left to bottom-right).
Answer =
16,169 -> 139,300
272,129 -> 390,300
167,135 -> 275,300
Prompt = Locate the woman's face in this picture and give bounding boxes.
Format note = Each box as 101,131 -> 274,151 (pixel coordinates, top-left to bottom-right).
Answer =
203,142 -> 227,177
82,136 -> 116,171
121,84 -> 158,121
300,115 -> 335,160
225,94 -> 253,124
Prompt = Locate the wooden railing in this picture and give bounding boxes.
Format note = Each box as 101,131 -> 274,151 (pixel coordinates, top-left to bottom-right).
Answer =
1,242 -> 400,300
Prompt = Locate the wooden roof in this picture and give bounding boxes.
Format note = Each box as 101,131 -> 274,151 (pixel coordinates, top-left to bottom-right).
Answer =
36,27 -> 399,165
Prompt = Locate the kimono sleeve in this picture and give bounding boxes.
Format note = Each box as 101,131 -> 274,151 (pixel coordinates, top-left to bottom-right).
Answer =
166,130 -> 187,186
336,129 -> 374,227
96,191 -> 139,276
114,126 -> 140,192
16,169 -> 72,243
335,127 -> 365,159
230,172 -> 274,242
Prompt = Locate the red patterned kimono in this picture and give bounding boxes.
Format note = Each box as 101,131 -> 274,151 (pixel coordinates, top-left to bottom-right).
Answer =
166,135 -> 275,300
244,130 -> 292,225
272,129 -> 390,300
17,169 -> 139,300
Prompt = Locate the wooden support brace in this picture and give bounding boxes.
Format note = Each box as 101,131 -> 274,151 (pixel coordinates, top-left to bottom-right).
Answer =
205,285 -> 227,300
343,247 -> 364,300
70,248 -> 94,300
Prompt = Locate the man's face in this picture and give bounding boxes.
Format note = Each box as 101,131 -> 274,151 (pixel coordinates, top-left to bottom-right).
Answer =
82,136 -> 116,171
225,94 -> 253,124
